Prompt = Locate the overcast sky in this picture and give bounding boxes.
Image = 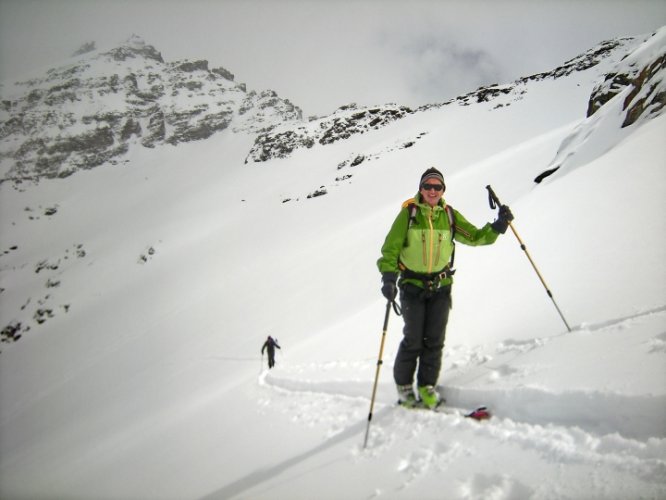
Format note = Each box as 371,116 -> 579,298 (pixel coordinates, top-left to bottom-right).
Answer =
1,0 -> 665,116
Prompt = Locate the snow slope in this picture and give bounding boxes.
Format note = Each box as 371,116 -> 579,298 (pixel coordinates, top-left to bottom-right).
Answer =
1,32 -> 665,499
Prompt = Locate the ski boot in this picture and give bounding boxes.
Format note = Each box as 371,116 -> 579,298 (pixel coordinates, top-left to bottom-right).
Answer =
418,385 -> 440,409
396,384 -> 418,408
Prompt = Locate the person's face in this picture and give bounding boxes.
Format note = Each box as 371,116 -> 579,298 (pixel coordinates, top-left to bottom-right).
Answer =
419,180 -> 445,207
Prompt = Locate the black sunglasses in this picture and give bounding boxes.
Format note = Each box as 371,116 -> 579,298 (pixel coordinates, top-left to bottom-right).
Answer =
421,183 -> 444,192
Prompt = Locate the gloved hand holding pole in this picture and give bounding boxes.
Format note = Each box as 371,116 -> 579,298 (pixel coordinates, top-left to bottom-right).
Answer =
486,185 -> 572,332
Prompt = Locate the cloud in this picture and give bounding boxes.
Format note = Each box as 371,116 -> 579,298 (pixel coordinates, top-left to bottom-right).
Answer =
1,0 -> 665,116
393,35 -> 504,106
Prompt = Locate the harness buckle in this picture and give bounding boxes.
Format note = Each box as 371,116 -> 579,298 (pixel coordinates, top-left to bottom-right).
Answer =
399,265 -> 455,293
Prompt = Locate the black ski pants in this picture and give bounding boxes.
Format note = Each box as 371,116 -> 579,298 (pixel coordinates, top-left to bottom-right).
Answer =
393,283 -> 452,387
266,347 -> 276,369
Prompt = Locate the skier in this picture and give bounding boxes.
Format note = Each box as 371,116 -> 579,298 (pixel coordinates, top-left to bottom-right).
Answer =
261,336 -> 281,369
377,167 -> 513,409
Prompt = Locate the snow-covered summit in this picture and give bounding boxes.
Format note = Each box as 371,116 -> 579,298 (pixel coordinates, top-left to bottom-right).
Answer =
0,36 -> 302,180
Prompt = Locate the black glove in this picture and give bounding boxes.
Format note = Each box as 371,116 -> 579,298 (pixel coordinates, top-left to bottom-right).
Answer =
381,272 -> 398,301
491,204 -> 514,234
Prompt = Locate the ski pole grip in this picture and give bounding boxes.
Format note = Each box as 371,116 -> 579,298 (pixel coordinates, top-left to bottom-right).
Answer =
486,185 -> 501,210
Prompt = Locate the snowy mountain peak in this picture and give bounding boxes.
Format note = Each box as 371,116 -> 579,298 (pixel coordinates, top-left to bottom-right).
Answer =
100,35 -> 165,64
0,37 -> 302,181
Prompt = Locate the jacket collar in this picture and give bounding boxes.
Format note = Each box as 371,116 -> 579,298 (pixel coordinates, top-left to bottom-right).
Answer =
415,192 -> 446,210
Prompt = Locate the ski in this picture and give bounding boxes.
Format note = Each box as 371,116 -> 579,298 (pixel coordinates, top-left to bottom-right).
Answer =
464,406 -> 492,420
397,401 -> 491,421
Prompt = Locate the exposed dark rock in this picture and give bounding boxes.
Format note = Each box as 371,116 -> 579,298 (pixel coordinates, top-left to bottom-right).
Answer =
248,130 -> 315,162
166,110 -> 233,145
534,167 -> 560,184
621,55 -> 665,127
246,104 -> 412,163
212,66 -> 235,81
34,308 -> 54,324
587,40 -> 665,128
142,110 -> 166,147
1,322 -> 23,344
307,186 -> 327,198
72,41 -> 97,57
350,155 -> 365,167
103,38 -> 164,63
121,118 -> 142,140
174,60 -> 209,72
48,127 -> 115,155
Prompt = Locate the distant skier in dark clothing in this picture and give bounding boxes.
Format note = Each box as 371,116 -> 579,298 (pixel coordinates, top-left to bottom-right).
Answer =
261,336 -> 281,369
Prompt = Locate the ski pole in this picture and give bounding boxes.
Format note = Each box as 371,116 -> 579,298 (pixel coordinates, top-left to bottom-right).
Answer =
486,185 -> 572,332
363,299 -> 399,449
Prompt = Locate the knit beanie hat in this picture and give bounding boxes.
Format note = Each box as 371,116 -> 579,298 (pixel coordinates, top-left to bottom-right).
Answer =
420,167 -> 445,190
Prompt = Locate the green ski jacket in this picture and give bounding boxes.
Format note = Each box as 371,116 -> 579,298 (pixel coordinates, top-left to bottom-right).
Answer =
377,193 -> 499,289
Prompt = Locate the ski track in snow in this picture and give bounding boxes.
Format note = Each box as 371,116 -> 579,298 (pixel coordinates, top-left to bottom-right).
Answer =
259,369 -> 666,498
255,308 -> 666,498
575,305 -> 666,333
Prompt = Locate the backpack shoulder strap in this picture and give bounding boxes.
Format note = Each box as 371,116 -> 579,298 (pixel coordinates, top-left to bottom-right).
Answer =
402,198 -> 418,228
400,198 -> 418,246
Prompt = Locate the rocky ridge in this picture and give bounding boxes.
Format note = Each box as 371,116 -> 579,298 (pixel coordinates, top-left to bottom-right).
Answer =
244,35 -> 644,164
0,36 -> 302,181
535,27 -> 666,183
245,102 -> 413,163
587,28 -> 666,127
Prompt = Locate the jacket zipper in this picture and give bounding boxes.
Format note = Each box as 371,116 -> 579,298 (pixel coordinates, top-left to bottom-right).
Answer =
421,231 -> 427,267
